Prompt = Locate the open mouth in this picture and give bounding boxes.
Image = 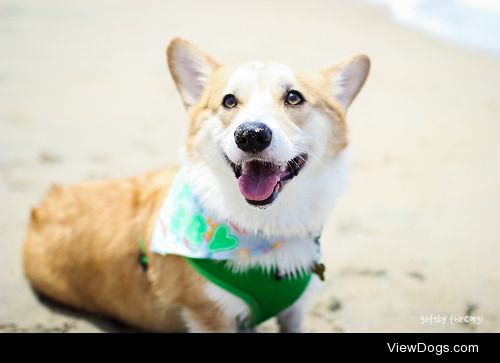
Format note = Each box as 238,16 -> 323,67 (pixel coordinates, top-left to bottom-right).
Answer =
225,154 -> 308,206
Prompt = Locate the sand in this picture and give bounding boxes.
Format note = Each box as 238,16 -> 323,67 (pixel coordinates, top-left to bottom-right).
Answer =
1,0 -> 499,332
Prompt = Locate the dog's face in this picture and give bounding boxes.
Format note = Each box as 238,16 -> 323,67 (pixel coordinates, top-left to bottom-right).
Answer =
167,38 -> 369,209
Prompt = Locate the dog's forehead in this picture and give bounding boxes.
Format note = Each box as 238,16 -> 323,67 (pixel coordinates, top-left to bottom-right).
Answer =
224,62 -> 298,93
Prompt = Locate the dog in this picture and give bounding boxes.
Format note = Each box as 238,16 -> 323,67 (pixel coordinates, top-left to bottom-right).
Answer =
23,38 -> 369,332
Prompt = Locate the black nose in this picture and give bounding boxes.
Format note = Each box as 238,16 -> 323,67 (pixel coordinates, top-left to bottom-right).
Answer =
234,122 -> 272,153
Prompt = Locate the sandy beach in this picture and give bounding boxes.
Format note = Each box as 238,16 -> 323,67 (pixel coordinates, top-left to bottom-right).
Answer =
1,0 -> 499,332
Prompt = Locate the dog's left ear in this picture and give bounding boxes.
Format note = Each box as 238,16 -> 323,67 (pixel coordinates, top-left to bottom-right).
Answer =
322,54 -> 370,110
167,37 -> 220,108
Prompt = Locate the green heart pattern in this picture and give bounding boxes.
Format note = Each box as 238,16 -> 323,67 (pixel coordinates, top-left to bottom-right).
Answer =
208,225 -> 239,252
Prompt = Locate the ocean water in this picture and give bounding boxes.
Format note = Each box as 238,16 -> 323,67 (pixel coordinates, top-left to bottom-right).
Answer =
364,0 -> 500,56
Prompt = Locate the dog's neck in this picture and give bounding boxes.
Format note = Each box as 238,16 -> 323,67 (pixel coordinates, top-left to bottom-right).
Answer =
179,148 -> 349,273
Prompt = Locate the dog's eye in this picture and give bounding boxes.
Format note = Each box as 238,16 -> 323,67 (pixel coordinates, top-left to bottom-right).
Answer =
284,90 -> 305,106
222,94 -> 238,109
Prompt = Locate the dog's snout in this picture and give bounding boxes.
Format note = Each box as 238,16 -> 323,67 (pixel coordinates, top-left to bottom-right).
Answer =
234,122 -> 272,153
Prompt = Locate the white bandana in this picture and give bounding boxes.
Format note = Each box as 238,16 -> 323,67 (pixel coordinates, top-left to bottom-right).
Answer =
150,170 -> 312,260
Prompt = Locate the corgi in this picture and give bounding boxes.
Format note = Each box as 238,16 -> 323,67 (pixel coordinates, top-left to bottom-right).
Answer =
22,38 -> 369,332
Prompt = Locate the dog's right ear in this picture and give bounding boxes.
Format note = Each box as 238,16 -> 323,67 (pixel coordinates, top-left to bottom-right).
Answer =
167,37 -> 220,108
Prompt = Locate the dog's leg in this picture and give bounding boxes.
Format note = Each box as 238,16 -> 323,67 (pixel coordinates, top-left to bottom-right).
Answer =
277,296 -> 307,333
278,276 -> 321,333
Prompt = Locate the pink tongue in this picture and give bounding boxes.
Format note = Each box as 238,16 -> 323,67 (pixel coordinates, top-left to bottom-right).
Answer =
238,161 -> 280,201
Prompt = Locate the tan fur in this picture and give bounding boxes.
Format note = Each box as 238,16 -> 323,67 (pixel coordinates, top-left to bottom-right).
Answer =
186,67 -> 231,159
23,167 -> 233,331
295,71 -> 349,157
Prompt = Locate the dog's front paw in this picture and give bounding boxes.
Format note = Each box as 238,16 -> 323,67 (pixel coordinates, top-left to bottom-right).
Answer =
279,325 -> 304,333
278,311 -> 305,333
